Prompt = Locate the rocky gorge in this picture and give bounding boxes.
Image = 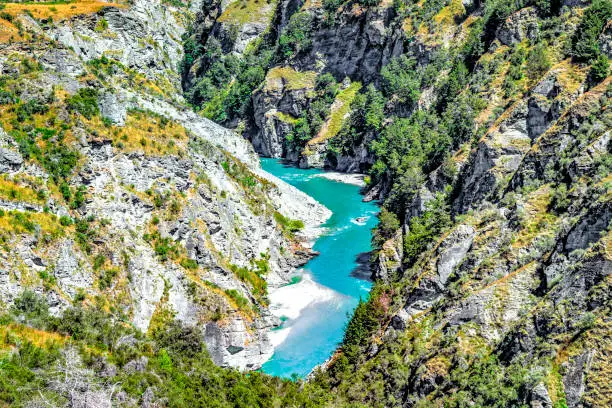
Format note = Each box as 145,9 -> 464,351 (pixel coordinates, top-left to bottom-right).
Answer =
0,0 -> 609,407
181,0 -> 612,406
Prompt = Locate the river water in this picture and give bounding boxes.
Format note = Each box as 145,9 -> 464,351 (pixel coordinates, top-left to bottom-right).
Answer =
260,158 -> 378,378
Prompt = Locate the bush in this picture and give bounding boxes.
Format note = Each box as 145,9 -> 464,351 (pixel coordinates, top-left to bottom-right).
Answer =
44,145 -> 79,184
66,88 -> 99,119
10,211 -> 36,232
279,12 -> 313,59
323,0 -> 344,14
588,54 -> 610,85
98,268 -> 118,290
51,304 -> 130,350
526,43 -> 551,82
180,258 -> 199,270
152,320 -> 204,359
571,0 -> 612,62
225,289 -> 250,310
403,194 -> 451,264
381,56 -> 420,107
12,290 -> 49,324
550,183 -> 570,214
374,208 -> 400,246
273,211 -> 304,235
16,98 -> 49,122
59,215 -> 73,226
70,185 -> 86,209
437,60 -> 468,112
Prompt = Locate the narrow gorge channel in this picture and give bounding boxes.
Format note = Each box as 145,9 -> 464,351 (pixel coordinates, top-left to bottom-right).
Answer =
260,159 -> 379,378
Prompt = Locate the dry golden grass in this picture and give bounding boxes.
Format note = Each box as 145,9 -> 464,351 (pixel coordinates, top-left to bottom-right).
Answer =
265,66 -> 317,91
0,210 -> 65,237
1,1 -> 125,21
0,175 -> 44,205
300,0 -> 322,10
433,0 -> 465,26
81,110 -> 189,157
0,1 -> 126,43
217,0 -> 276,26
0,18 -> 21,43
0,323 -> 67,351
512,185 -> 558,249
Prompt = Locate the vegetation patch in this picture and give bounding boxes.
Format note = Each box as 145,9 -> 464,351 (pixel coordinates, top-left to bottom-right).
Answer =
109,109 -> 188,156
265,66 -> 317,91
0,175 -> 45,205
217,0 -> 277,26
0,1 -> 126,22
0,210 -> 64,238
273,211 -> 304,238
309,81 -> 361,144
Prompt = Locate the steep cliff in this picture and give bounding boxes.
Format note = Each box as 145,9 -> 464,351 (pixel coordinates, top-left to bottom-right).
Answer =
0,0 -> 331,374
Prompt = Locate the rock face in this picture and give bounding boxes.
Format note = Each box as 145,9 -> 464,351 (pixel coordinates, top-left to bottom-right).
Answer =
0,0 -> 609,406
0,0 -> 331,372
496,7 -> 540,46
362,75 -> 611,407
249,5 -> 403,168
298,6 -> 403,82
251,67 -> 314,159
184,1 -> 403,169
51,0 -> 186,92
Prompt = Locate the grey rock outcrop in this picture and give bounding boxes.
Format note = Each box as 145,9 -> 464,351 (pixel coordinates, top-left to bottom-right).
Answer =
99,91 -> 127,126
0,147 -> 23,173
496,7 -> 540,46
54,241 -> 94,299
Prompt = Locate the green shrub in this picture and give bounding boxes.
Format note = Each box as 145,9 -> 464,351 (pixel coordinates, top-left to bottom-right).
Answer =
98,268 -> 118,290
225,289 -> 250,310
16,99 -> 49,122
59,215 -> 73,226
381,56 -> 421,107
526,43 -> 552,82
180,258 -> 198,270
550,183 -> 570,214
571,0 -> 612,62
403,194 -> 451,264
93,254 -> 106,271
11,290 -> 49,324
279,12 -> 313,59
588,54 -> 610,85
94,18 -> 108,32
374,208 -> 400,246
70,185 -> 86,209
274,211 -> 304,236
10,211 -> 36,232
0,89 -> 16,104
66,88 -> 99,119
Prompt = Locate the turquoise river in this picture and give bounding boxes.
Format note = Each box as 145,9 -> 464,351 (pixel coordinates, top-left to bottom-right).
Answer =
260,158 -> 379,379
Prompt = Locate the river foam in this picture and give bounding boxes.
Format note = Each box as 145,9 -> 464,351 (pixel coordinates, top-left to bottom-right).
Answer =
268,274 -> 341,347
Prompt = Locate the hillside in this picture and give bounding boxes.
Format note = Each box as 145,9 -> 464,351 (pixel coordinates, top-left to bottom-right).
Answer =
0,0 -> 337,401
0,0 -> 610,407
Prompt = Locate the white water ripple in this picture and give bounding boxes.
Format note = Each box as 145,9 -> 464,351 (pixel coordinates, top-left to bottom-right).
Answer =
268,274 -> 342,348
